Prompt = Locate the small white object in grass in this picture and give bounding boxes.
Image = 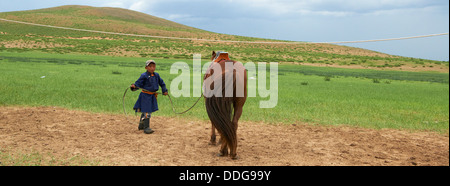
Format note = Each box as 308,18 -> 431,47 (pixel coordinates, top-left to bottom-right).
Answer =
41,76 -> 46,78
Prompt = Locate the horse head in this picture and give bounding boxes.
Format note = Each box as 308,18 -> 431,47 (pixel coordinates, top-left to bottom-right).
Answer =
211,51 -> 230,62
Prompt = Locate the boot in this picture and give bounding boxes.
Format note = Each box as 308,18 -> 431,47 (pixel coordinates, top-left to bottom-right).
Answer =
138,120 -> 145,130
143,118 -> 154,134
138,113 -> 145,130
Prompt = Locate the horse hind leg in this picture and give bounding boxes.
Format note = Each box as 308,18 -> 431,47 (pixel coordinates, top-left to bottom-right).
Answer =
229,101 -> 245,160
218,135 -> 224,145
218,140 -> 229,157
229,139 -> 238,160
209,122 -> 217,146
209,121 -> 225,146
229,123 -> 238,159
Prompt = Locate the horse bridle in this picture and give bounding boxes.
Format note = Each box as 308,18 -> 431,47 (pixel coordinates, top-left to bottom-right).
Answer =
212,51 -> 229,62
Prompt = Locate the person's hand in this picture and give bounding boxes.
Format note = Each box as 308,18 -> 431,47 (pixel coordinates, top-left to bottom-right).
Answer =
163,92 -> 169,96
130,84 -> 139,91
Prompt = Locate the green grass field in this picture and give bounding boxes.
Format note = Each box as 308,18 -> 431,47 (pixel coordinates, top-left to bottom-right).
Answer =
1,51 -> 448,133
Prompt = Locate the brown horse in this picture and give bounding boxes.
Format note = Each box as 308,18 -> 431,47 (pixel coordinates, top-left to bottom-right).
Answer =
203,51 -> 247,159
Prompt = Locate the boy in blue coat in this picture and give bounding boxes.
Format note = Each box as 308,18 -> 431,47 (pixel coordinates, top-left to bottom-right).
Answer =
130,60 -> 168,134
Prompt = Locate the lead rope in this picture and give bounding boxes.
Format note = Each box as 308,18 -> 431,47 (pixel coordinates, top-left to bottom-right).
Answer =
123,86 -> 204,124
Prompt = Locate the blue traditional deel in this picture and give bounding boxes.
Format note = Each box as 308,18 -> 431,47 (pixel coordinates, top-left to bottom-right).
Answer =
133,71 -> 168,113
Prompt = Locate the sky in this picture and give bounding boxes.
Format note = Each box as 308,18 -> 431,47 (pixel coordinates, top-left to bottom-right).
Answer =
0,0 -> 449,61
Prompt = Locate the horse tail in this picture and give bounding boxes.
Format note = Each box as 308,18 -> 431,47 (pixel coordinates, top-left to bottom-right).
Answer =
205,67 -> 236,150
205,95 -> 235,149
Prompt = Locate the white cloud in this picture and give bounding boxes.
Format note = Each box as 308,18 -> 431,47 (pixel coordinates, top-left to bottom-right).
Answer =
96,0 -> 446,20
232,0 -> 442,17
101,1 -> 125,8
166,14 -> 192,20
129,0 -> 149,12
364,5 -> 444,16
99,0 -> 159,12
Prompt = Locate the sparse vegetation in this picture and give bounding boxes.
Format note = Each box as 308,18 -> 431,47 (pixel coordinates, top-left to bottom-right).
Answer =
0,148 -> 102,166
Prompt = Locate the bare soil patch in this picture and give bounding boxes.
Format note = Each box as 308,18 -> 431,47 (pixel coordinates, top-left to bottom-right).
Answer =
0,106 -> 448,166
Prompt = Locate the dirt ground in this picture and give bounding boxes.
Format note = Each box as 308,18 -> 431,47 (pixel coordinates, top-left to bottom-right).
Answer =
0,106 -> 448,166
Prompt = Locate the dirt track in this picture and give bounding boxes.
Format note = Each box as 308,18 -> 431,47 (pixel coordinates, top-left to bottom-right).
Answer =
0,106 -> 448,166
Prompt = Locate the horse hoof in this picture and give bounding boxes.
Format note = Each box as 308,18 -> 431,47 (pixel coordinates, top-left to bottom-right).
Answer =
217,153 -> 228,157
231,155 -> 239,160
209,142 -> 216,146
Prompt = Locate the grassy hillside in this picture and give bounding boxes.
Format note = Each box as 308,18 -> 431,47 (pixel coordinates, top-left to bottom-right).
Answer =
1,5 -> 448,72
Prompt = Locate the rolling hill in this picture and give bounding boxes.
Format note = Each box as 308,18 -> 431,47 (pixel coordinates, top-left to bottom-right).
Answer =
0,5 -> 448,72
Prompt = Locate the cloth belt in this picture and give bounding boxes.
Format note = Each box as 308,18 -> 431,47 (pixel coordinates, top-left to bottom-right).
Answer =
142,90 -> 158,99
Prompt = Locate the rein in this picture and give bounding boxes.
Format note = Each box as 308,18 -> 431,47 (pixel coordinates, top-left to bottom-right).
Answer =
122,86 -> 203,124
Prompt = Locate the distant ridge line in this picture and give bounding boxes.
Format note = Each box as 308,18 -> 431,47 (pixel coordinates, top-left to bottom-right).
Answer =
1,18 -> 448,44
